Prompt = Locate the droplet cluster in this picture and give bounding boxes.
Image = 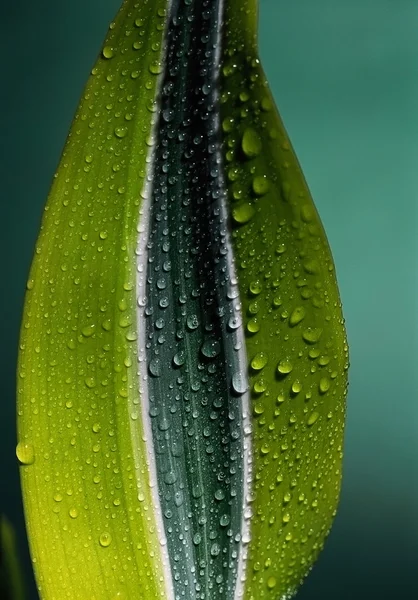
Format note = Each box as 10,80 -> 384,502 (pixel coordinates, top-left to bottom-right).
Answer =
219,4 -> 349,595
17,2 -> 174,598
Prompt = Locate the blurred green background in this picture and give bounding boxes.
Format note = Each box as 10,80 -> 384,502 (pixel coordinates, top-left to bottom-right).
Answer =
1,0 -> 417,598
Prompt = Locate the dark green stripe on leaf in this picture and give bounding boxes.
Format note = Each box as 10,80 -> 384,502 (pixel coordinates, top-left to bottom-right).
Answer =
143,0 -> 246,598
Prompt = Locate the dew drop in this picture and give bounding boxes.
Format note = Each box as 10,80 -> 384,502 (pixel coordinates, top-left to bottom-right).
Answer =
252,175 -> 270,196
201,338 -> 221,358
186,315 -> 199,330
277,359 -> 293,375
114,126 -> 128,139
319,377 -> 331,393
173,351 -> 185,367
302,327 -> 323,344
289,306 -> 306,327
232,371 -> 248,395
291,380 -> 302,394
81,324 -> 95,338
16,442 -> 35,466
242,128 -> 262,158
307,411 -> 320,426
232,203 -> 255,224
220,514 -> 230,527
99,532 -> 112,547
102,46 -> 114,59
149,61 -> 163,75
251,352 -> 268,371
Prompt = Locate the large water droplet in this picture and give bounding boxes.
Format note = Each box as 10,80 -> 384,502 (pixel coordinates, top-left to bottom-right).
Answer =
16,442 -> 35,466
232,371 -> 248,395
201,338 -> 221,358
242,128 -> 262,158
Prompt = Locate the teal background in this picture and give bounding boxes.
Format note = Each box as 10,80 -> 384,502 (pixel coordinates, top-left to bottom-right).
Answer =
1,0 -> 417,598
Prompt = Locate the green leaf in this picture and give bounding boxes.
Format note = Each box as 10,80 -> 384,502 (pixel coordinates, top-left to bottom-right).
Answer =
17,1 -> 348,599
0,516 -> 26,600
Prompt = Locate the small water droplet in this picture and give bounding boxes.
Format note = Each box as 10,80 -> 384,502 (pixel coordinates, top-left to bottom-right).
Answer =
232,371 -> 248,395
81,324 -> 95,338
114,126 -> 128,139
99,532 -> 112,547
251,352 -> 268,371
289,306 -> 306,327
277,359 -> 293,375
307,411 -> 320,426
232,203 -> 255,224
186,315 -> 199,330
302,327 -> 323,344
291,380 -> 302,394
149,61 -> 163,75
201,338 -> 221,358
319,377 -> 330,393
252,175 -> 270,196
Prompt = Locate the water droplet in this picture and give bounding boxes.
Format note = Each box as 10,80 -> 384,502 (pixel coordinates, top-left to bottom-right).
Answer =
214,489 -> 225,501
149,61 -> 163,75
301,204 -> 314,222
319,377 -> 331,393
232,371 -> 248,395
252,175 -> 270,196
307,411 -> 320,426
291,380 -> 302,394
149,357 -> 162,377
289,306 -> 306,327
99,532 -> 112,547
253,378 -> 267,394
69,508 -> 78,519
244,318 -> 259,337
102,46 -> 114,59
232,202 -> 255,224
85,377 -> 96,389
173,351 -> 185,367
277,359 -> 293,375
82,324 -> 95,338
186,315 -> 199,330
267,576 -> 277,589
242,128 -> 262,158
220,514 -> 230,527
16,442 -> 35,465
249,280 -> 262,295
302,327 -> 323,344
114,126 -> 128,139
201,338 -> 221,358
304,259 -> 319,274
251,352 -> 268,371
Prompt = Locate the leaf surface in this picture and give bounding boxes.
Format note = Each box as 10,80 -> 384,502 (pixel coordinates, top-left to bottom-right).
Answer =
17,1 -> 348,599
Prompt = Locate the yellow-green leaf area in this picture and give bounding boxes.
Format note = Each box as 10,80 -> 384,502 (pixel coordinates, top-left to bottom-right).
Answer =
221,2 -> 348,597
16,2 -> 171,599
